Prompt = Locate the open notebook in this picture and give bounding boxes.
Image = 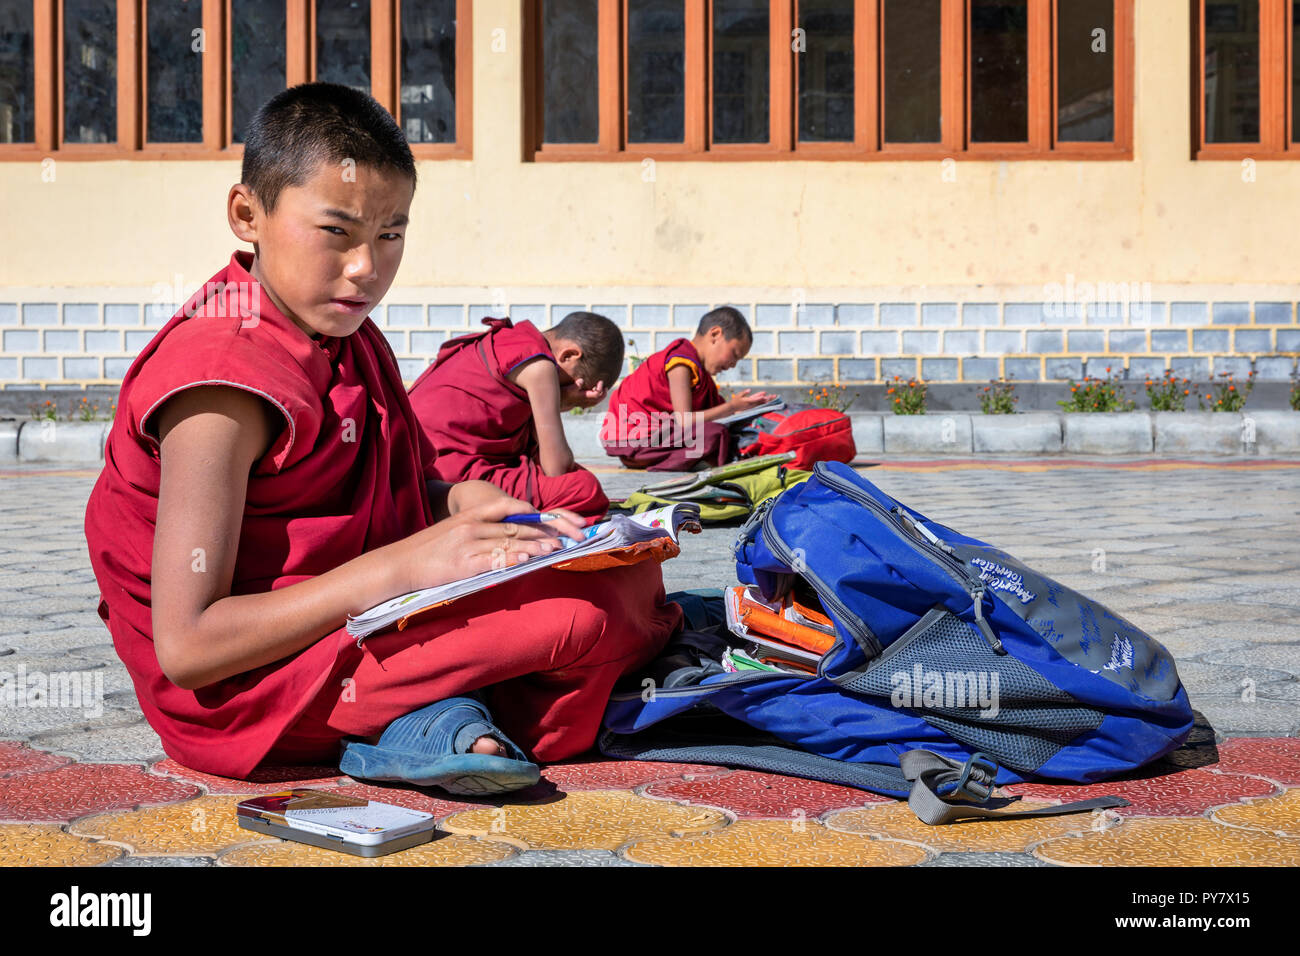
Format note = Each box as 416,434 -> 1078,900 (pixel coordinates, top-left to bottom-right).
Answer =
345,503 -> 701,642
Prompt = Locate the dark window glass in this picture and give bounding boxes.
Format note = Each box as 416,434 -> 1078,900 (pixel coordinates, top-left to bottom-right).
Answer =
317,0 -> 370,92
1057,0 -> 1114,141
64,0 -> 116,143
628,0 -> 684,142
883,0 -> 941,143
1204,0 -> 1259,142
543,0 -> 598,143
401,0 -> 456,143
1294,0 -> 1300,140
232,0 -> 286,143
147,0 -> 204,142
712,0 -> 768,143
970,0 -> 1028,142
798,0 -> 853,142
0,0 -> 34,143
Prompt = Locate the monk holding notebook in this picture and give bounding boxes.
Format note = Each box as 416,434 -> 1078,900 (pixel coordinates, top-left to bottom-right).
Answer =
82,83 -> 680,792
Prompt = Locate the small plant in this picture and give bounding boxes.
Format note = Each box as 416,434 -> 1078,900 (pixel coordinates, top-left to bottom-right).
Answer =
1290,372 -> 1300,411
979,379 -> 1018,415
72,397 -> 100,422
1057,367 -> 1136,412
28,399 -> 57,421
626,338 -> 644,372
806,384 -> 857,413
1198,370 -> 1254,412
887,375 -> 926,415
1145,372 -> 1192,412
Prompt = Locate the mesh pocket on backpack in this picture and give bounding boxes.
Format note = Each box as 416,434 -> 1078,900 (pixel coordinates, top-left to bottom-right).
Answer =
831,608 -> 1106,772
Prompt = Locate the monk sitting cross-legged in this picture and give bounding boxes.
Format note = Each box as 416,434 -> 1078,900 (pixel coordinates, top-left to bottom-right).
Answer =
407,311 -> 622,520
82,83 -> 681,793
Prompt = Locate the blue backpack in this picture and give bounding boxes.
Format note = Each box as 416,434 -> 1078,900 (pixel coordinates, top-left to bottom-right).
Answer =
601,461 -> 1195,824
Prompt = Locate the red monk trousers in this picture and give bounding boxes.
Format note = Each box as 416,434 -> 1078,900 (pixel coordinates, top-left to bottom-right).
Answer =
265,563 -> 680,767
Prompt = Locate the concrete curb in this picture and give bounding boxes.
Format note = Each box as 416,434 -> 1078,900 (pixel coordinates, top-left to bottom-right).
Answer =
1062,412 -> 1154,455
16,420 -> 107,463
2,411 -> 1297,465
972,413 -> 1063,454
0,421 -> 18,463
883,413 -> 973,454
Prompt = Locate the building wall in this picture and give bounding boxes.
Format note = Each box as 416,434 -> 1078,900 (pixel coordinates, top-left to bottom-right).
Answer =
1,0 -> 1298,388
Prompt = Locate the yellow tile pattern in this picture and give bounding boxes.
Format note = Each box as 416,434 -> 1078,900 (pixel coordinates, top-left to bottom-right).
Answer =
218,833 -> 516,867
442,790 -> 728,851
0,824 -> 122,866
1035,818 -> 1300,866
68,796 -> 276,857
624,820 -> 928,867
825,799 -> 1110,852
1212,789 -> 1300,839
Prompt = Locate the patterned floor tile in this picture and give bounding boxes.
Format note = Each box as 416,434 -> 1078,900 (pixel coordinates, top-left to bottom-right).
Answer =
1212,788 -> 1300,838
1034,818 -> 1300,866
216,832 -> 517,867
442,790 -> 728,851
0,740 -> 71,775
537,759 -> 729,792
29,720 -> 166,763
483,849 -> 649,867
920,851 -> 1052,866
641,769 -> 892,819
150,758 -> 347,794
1003,767 -> 1278,817
328,780 -> 488,819
0,763 -> 200,822
101,855 -> 216,866
68,795 -> 278,857
0,823 -> 123,866
623,819 -> 928,866
1162,736 -> 1300,784
825,799 -> 1107,852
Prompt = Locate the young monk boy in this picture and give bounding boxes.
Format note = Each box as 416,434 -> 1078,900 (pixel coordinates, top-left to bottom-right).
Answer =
407,311 -> 621,519
601,306 -> 776,471
82,83 -> 681,793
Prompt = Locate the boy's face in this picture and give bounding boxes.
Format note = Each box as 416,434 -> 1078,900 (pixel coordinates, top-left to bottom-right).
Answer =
699,325 -> 751,375
228,158 -> 414,340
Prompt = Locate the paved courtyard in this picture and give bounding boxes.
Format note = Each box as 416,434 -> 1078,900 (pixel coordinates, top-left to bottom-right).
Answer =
1,457 -> 1298,866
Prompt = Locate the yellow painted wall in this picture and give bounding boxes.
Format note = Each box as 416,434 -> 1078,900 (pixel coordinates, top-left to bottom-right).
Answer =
2,0 -> 1299,294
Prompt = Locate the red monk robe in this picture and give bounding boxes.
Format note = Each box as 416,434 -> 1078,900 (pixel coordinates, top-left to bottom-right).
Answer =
601,337 -> 730,471
84,251 -> 680,779
407,318 -> 609,518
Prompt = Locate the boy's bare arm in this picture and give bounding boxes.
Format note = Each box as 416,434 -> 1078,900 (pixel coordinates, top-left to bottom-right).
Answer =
668,365 -> 730,426
150,386 -> 577,691
513,358 -> 575,476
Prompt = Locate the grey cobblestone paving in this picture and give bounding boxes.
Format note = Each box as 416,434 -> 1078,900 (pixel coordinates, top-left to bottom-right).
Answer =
0,460 -> 1296,765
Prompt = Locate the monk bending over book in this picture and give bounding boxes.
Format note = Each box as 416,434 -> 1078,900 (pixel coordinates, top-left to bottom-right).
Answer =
83,83 -> 681,794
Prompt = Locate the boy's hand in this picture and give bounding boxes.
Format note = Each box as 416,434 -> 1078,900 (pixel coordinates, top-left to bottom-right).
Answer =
392,497 -> 587,595
560,377 -> 605,410
728,389 -> 776,412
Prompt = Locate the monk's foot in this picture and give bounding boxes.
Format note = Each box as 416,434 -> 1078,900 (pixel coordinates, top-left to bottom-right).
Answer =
470,735 -> 508,756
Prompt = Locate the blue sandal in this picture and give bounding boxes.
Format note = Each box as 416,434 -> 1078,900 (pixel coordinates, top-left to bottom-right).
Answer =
338,696 -> 540,795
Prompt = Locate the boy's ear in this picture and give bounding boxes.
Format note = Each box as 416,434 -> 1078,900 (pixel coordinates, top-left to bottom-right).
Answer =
228,184 -> 260,244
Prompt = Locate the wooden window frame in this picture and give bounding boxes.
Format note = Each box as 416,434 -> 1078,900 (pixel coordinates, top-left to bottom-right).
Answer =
1,0 -> 471,161
1192,0 -> 1298,159
525,0 -> 1134,161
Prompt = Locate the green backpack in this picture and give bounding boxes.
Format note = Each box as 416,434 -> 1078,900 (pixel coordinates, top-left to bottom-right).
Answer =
609,453 -> 811,523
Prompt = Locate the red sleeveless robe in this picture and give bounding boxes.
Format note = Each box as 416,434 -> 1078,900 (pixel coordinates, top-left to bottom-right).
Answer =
84,252 -> 678,778
600,337 -> 729,470
407,317 -> 608,517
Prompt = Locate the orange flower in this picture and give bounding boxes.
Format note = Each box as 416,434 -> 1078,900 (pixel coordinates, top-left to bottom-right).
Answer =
894,397 -> 901,404
1183,389 -> 1189,396
887,387 -> 895,394
1229,385 -> 1235,391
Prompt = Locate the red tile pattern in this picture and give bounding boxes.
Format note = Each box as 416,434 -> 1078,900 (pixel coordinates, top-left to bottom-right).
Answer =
1003,766 -> 1277,817
0,763 -> 201,822
642,769 -> 893,819
0,741 -> 71,776
149,758 -> 346,794
1164,737 -> 1300,785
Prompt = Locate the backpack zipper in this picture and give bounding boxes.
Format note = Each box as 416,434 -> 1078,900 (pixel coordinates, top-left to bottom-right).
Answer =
814,467 -> 1006,655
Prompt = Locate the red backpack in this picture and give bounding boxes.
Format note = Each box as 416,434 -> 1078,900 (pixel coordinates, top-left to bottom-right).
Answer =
736,405 -> 856,470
